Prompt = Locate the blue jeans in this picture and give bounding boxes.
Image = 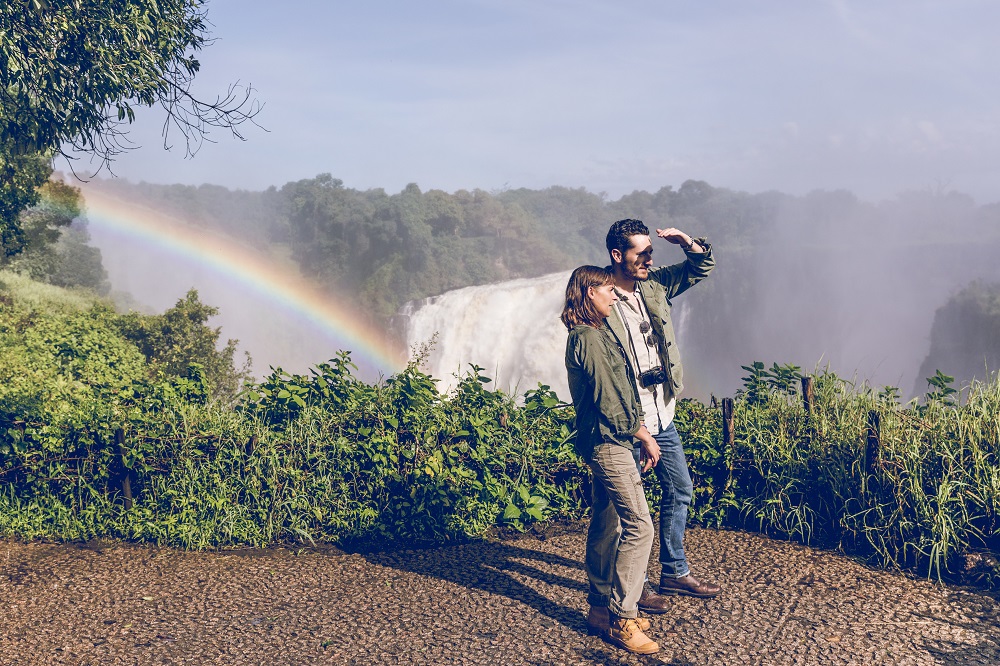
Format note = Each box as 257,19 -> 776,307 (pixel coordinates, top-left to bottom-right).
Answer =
632,423 -> 693,578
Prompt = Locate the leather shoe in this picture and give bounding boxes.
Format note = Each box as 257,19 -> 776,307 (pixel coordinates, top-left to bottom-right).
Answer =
587,605 -> 650,634
637,583 -> 671,614
658,573 -> 721,598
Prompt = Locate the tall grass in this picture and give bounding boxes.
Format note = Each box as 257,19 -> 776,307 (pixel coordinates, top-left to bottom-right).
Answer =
677,367 -> 1000,586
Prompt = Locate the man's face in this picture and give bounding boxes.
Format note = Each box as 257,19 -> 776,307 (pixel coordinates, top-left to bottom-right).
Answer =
616,234 -> 654,281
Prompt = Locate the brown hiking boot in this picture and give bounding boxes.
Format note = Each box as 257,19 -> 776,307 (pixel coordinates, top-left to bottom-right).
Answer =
606,615 -> 659,654
587,605 -> 650,635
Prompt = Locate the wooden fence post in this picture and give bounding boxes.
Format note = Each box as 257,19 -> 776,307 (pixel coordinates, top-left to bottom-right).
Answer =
245,435 -> 258,457
722,398 -> 736,486
115,428 -> 133,510
801,376 -> 815,415
722,398 -> 734,452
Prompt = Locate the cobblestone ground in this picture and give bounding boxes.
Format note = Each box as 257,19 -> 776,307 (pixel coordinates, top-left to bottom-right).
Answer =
1,526 -> 998,665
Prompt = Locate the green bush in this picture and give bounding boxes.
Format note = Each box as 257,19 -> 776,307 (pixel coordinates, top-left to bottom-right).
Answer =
1,272 -> 998,589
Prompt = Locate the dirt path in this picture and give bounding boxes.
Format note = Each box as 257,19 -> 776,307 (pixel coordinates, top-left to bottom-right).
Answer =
1,526 -> 998,665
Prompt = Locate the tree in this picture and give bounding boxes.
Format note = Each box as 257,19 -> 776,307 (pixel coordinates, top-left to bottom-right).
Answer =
1,0 -> 259,163
4,177 -> 80,270
0,152 -> 52,255
48,220 -> 111,295
0,0 -> 260,253
118,289 -> 250,402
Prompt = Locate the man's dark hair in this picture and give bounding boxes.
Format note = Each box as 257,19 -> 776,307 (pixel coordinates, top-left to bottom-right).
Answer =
606,218 -> 650,262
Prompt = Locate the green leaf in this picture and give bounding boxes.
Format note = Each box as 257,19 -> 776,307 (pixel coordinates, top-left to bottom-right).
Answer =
503,502 -> 522,520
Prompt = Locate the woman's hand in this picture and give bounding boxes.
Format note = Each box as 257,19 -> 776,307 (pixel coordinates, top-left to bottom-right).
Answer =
636,425 -> 660,473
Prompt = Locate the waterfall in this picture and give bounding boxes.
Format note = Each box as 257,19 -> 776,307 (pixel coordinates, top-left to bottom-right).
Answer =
400,272 -> 690,400
400,271 -> 572,398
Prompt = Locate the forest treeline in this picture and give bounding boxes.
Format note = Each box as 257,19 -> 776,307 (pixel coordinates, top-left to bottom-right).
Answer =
91,175 -> 796,323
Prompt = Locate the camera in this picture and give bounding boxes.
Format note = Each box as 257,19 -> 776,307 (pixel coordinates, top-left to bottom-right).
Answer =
638,366 -> 668,388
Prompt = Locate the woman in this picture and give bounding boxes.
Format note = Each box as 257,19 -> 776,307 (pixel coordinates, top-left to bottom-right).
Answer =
562,265 -> 661,655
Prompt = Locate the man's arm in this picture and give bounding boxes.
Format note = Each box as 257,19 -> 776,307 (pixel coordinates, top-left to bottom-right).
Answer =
647,228 -> 715,299
656,227 -> 705,254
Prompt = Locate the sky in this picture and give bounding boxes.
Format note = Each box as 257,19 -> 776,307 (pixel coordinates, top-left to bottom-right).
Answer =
65,0 -> 1000,202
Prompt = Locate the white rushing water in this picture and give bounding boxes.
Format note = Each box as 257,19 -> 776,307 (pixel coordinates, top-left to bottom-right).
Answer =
400,271 -> 573,398
400,271 -> 690,400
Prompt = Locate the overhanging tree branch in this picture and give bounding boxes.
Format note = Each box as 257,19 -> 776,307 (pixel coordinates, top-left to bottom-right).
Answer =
1,0 -> 263,168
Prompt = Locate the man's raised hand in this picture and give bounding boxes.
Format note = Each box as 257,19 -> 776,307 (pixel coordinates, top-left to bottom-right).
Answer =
655,227 -> 692,246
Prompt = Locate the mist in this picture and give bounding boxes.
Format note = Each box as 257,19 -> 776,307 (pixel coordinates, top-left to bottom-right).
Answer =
403,187 -> 1000,402
81,181 -> 400,383
707,188 -> 1000,398
75,176 -> 1000,403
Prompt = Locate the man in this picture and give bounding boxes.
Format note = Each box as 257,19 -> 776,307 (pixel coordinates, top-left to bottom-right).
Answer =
603,218 -> 721,613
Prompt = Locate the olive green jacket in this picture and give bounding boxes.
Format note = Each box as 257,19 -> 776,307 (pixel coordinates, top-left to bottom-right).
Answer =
605,238 -> 715,396
565,323 -> 643,459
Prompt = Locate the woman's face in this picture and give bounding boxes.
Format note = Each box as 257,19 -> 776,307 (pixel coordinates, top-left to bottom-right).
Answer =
588,282 -> 618,320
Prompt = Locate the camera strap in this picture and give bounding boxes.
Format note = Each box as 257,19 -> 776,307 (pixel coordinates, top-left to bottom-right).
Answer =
615,301 -> 645,375
617,295 -> 663,430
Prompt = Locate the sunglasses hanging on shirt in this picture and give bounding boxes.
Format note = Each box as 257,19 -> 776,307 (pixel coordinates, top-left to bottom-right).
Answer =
639,321 -> 657,348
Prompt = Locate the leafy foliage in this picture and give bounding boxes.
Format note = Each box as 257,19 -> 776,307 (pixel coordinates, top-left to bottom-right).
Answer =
46,219 -> 111,294
118,289 -> 249,402
675,366 -> 1000,587
0,0 -> 258,259
0,276 -> 582,548
923,370 -> 958,406
0,0 -> 258,162
738,361 -> 802,406
6,178 -> 79,272
0,152 -> 52,255
1,273 -> 999,589
2,176 -> 110,294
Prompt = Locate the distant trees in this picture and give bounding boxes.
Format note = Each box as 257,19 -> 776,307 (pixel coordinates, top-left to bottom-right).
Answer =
2,177 -> 109,294
82,174 -> 1000,399
273,175 -> 586,322
47,220 -> 110,295
3,178 -> 79,269
0,153 -> 52,255
916,281 -> 1000,394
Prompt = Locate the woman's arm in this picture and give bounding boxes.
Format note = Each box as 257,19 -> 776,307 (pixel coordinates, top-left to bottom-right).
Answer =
572,327 -> 643,444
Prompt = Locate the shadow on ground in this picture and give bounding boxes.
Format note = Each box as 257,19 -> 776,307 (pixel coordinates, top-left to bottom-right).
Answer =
365,539 -> 589,633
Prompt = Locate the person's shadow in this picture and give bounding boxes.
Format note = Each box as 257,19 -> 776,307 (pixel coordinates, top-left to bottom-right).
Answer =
361,534 -> 694,665
363,537 -> 589,632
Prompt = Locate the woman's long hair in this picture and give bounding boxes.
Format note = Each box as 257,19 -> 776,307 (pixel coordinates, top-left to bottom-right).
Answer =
561,265 -> 613,330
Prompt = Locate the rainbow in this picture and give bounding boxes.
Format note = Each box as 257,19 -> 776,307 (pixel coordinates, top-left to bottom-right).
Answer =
77,186 -> 406,375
